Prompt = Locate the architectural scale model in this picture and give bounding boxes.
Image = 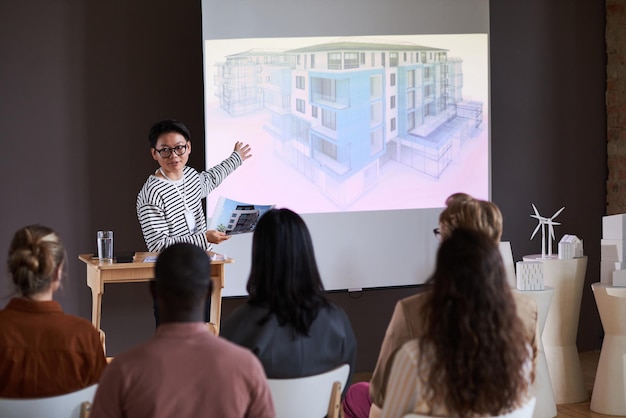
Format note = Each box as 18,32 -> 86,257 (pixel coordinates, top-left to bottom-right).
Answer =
530,204 -> 565,258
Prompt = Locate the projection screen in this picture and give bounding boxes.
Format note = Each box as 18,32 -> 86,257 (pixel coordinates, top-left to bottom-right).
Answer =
201,0 -> 490,296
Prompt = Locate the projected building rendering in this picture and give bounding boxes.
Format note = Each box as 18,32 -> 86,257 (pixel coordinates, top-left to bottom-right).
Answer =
212,39 -> 483,208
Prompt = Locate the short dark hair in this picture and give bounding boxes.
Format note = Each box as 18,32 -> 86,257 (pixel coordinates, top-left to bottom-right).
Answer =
148,119 -> 191,148
155,243 -> 212,306
247,208 -> 328,336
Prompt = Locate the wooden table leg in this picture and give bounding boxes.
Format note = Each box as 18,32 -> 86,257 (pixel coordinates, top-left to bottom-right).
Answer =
86,264 -> 103,331
210,264 -> 225,334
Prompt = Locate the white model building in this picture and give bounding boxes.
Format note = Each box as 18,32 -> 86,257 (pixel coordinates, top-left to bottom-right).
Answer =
601,213 -> 626,286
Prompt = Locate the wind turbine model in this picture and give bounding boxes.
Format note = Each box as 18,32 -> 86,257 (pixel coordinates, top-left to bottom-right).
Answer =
530,204 -> 565,258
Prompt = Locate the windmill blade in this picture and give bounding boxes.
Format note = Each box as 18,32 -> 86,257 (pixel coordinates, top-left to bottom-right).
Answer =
551,206 -> 565,220
532,204 -> 541,218
530,222 -> 542,239
531,214 -> 551,223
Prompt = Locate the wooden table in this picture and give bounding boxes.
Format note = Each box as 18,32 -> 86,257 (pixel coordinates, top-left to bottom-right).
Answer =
79,252 -> 233,335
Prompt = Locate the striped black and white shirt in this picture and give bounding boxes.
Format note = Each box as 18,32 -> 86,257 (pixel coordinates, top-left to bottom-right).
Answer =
136,152 -> 242,252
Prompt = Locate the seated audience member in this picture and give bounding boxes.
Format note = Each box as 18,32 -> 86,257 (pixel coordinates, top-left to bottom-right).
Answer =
221,208 -> 357,389
381,228 -> 534,418
343,193 -> 537,418
90,243 -> 274,418
0,224 -> 106,398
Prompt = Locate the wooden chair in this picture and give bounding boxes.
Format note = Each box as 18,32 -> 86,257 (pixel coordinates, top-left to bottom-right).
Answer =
402,396 -> 537,418
206,322 -> 218,335
267,364 -> 350,418
0,384 -> 98,418
98,328 -> 106,354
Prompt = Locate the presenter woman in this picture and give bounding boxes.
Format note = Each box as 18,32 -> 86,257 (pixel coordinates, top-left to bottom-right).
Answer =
137,119 -> 252,253
221,208 -> 357,391
0,225 -> 107,397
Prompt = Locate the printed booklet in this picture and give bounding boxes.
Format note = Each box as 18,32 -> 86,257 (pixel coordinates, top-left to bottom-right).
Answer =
208,196 -> 275,235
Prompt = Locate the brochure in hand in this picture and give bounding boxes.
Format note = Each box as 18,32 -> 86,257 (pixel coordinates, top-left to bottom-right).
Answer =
208,196 -> 275,235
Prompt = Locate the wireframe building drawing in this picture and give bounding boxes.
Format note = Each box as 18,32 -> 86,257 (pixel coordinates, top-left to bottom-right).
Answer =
213,38 -> 483,208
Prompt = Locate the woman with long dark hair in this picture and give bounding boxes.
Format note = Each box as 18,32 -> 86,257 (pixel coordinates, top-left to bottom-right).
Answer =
381,228 -> 534,418
343,193 -> 537,418
221,208 -> 357,385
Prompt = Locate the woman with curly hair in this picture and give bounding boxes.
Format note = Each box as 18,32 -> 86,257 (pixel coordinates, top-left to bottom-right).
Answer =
343,193 -> 537,418
381,228 -> 534,418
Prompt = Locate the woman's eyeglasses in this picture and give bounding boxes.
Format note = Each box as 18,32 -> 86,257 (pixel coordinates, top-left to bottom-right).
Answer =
155,144 -> 188,158
433,228 -> 441,238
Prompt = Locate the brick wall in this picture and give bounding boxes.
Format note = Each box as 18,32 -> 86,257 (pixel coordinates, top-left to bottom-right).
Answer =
607,0 -> 626,214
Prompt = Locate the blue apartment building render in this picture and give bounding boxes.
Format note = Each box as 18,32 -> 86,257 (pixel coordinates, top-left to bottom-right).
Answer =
214,40 -> 483,208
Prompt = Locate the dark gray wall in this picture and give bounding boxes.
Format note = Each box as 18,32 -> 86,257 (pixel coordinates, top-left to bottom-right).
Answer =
0,0 -> 606,372
490,1 -> 607,351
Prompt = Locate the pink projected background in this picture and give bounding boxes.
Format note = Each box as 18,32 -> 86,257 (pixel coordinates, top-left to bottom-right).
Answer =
203,34 -> 488,215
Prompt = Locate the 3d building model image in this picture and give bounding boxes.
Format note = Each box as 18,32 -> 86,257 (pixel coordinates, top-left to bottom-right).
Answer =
209,197 -> 275,235
221,205 -> 260,235
212,37 -> 484,208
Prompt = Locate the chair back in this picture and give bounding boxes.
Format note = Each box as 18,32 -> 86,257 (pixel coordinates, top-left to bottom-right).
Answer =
267,364 -> 350,418
0,384 -> 98,418
403,396 -> 537,418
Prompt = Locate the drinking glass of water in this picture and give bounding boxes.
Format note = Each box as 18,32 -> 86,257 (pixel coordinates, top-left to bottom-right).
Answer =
97,230 -> 114,262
